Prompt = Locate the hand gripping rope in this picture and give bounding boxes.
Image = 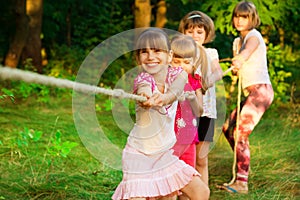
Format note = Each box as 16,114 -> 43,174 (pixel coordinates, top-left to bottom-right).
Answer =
0,66 -> 147,102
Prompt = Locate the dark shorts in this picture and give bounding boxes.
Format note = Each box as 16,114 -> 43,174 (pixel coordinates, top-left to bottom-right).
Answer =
198,116 -> 215,142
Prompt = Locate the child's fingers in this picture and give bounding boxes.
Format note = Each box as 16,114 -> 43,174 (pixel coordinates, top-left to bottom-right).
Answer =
152,93 -> 164,107
185,91 -> 196,100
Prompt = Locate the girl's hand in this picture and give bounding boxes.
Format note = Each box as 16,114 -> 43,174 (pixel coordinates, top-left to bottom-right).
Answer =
149,93 -> 165,107
141,93 -> 164,108
231,60 -> 241,75
185,91 -> 197,101
231,55 -> 245,74
138,93 -> 151,109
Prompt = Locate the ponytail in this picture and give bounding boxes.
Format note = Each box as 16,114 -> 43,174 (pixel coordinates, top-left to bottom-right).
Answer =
194,45 -> 211,94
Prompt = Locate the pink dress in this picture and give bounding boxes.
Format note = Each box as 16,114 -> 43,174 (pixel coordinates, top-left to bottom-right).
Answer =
172,74 -> 202,167
112,67 -> 200,199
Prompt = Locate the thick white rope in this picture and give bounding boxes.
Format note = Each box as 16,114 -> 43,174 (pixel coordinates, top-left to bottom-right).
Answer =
0,66 -> 147,102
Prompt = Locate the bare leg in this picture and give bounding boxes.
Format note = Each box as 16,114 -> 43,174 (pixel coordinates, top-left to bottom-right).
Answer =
180,176 -> 210,200
220,84 -> 273,194
196,141 -> 210,186
178,193 -> 190,200
159,196 -> 177,200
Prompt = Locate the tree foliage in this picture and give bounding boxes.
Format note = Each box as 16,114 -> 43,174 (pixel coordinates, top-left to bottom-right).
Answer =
0,0 -> 299,103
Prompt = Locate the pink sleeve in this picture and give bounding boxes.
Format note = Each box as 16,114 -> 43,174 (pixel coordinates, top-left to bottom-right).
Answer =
167,66 -> 183,85
188,74 -> 202,91
133,72 -> 155,94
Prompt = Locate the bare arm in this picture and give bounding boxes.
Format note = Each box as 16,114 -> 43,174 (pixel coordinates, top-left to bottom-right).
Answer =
186,88 -> 203,117
207,58 -> 223,86
232,36 -> 259,70
204,49 -> 223,88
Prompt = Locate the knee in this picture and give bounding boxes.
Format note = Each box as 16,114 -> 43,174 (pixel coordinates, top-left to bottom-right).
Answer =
200,185 -> 210,200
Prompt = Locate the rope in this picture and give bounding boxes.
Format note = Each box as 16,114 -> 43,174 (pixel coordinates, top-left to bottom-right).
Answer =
0,66 -> 147,102
222,66 -> 234,76
219,57 -> 234,77
224,72 -> 242,186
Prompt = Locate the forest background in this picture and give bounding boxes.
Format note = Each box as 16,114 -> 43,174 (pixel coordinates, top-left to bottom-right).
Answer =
0,0 -> 299,199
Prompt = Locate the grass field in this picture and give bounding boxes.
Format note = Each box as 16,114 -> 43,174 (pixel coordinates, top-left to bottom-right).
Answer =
0,95 -> 299,200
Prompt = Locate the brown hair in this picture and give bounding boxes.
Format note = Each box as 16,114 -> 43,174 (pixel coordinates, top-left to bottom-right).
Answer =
178,11 -> 214,94
232,1 -> 261,30
135,27 -> 170,55
194,45 -> 210,94
178,10 -> 215,44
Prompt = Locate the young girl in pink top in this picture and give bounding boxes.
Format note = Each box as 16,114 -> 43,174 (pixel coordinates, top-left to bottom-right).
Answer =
170,34 -> 203,168
170,34 -> 205,200
220,1 -> 274,194
112,28 -> 209,200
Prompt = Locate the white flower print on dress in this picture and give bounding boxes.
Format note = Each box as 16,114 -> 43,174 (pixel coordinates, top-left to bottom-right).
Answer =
177,118 -> 186,128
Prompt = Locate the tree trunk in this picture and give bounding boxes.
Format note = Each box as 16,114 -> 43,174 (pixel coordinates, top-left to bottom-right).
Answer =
21,0 -> 43,73
4,0 -> 29,68
134,0 -> 151,28
154,0 -> 167,28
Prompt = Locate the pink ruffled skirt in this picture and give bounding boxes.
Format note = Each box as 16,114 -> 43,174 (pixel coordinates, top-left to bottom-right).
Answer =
112,144 -> 200,199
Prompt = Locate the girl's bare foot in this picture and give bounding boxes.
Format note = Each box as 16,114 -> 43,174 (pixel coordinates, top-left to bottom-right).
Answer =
217,180 -> 248,194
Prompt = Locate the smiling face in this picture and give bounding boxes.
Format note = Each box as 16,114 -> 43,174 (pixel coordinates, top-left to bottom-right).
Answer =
135,28 -> 172,75
184,26 -> 206,46
137,48 -> 172,75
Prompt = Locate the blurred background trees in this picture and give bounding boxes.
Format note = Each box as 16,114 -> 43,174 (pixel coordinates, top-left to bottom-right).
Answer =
0,0 -> 299,103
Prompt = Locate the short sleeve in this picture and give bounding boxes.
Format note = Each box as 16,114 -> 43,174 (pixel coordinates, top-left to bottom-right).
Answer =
188,73 -> 202,90
167,66 -> 183,85
205,48 -> 219,61
133,72 -> 155,95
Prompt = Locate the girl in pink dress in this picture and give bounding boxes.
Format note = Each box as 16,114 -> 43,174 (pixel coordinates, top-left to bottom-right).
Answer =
170,35 -> 205,200
112,28 -> 209,200
170,34 -> 203,168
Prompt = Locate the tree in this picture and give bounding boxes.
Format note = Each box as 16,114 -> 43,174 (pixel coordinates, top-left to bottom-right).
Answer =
134,0 -> 151,28
133,0 -> 167,28
4,0 -> 29,69
4,0 -> 43,73
154,0 -> 167,28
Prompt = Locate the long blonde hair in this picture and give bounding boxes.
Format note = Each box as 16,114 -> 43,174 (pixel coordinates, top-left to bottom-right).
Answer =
170,34 -> 198,74
194,45 -> 210,94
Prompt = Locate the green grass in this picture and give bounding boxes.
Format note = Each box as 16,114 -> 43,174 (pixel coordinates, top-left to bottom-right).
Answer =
0,96 -> 299,200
